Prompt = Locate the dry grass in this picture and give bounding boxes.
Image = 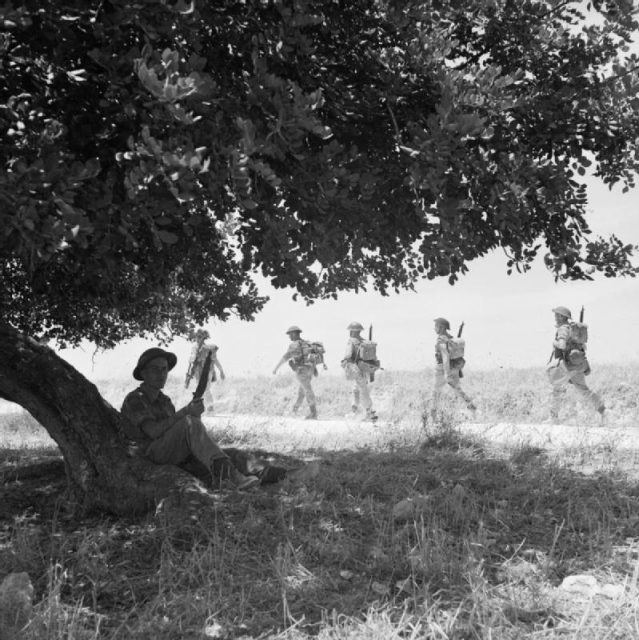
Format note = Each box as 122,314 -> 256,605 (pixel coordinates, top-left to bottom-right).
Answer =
1,364 -> 639,639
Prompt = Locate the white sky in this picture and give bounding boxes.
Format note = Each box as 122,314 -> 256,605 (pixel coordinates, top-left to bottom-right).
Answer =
59,176 -> 639,381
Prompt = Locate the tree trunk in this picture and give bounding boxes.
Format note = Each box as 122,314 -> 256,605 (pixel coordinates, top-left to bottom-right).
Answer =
0,325 -> 207,516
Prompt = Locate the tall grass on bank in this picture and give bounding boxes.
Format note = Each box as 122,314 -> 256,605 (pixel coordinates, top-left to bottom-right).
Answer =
2,418 -> 639,638
1,365 -> 639,638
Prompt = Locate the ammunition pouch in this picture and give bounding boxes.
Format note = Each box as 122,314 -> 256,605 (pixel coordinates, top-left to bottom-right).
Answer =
567,349 -> 586,366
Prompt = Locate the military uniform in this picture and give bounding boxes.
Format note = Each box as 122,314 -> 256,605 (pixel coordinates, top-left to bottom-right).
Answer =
341,322 -> 378,421
121,385 -> 228,468
123,348 -> 296,488
273,326 -> 317,419
547,307 -> 605,422
431,319 -> 476,418
186,332 -> 225,410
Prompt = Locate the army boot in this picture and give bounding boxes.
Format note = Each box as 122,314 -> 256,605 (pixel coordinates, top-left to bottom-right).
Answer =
305,405 -> 318,420
365,408 -> 378,423
211,458 -> 259,491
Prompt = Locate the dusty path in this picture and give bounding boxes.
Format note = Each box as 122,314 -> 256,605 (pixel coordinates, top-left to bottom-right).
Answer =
204,413 -> 639,454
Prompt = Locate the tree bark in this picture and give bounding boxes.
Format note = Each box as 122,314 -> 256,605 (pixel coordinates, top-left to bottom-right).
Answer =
0,325 -> 208,516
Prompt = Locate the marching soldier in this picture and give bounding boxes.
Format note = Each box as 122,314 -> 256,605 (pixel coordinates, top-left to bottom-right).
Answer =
273,326 -> 318,420
431,317 -> 476,419
546,306 -> 606,424
185,329 -> 225,412
341,321 -> 378,422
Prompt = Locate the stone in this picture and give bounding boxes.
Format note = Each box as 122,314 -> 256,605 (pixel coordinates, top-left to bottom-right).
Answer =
0,572 -> 34,637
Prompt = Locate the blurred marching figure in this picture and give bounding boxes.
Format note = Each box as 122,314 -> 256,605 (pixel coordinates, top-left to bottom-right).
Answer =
185,329 -> 225,413
546,306 -> 606,425
273,326 -> 326,420
430,317 -> 476,421
341,321 -> 380,423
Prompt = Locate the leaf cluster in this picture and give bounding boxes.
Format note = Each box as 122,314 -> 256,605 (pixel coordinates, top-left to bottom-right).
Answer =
1,0 -> 638,345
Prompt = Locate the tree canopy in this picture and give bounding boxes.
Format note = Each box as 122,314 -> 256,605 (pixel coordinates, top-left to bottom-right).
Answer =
2,0 -> 639,348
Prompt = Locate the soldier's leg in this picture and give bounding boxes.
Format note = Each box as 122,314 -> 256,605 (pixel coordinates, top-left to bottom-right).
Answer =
146,416 -> 227,468
431,364 -> 446,416
297,368 -> 317,418
292,384 -> 305,413
204,378 -> 215,412
446,369 -> 476,411
569,371 -> 605,414
357,376 -> 373,411
549,379 -> 568,420
146,418 -> 258,489
351,382 -> 361,412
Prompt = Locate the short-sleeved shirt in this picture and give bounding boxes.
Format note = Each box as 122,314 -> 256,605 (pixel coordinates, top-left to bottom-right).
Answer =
190,341 -> 219,368
120,386 -> 176,441
435,335 -> 450,364
553,324 -> 571,351
344,336 -> 362,362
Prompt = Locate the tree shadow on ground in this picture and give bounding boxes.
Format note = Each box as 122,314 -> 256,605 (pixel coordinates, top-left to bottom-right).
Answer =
1,429 -> 638,638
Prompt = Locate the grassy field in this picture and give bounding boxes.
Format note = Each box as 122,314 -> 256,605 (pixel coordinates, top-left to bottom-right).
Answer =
1,365 -> 639,639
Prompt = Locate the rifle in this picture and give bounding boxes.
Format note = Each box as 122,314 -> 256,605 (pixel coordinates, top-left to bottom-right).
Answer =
579,306 -> 585,323
193,351 -> 212,400
456,321 -> 465,378
185,362 -> 194,388
368,324 -> 375,382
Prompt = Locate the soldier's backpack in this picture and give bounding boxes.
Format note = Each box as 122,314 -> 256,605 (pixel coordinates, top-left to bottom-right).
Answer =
357,340 -> 378,362
303,340 -> 326,367
567,321 -> 588,347
447,337 -> 465,360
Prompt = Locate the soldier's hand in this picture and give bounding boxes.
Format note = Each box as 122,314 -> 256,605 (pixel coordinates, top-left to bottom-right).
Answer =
186,397 -> 205,417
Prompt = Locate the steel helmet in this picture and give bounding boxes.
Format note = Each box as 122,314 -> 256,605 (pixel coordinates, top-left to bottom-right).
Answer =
552,306 -> 572,319
285,325 -> 302,334
433,317 -> 450,330
347,321 -> 364,331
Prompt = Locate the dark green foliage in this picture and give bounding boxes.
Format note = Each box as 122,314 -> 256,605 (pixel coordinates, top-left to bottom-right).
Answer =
1,0 -> 638,346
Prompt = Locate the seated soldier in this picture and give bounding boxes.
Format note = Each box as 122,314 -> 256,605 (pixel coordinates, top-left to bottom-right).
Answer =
121,348 -> 317,489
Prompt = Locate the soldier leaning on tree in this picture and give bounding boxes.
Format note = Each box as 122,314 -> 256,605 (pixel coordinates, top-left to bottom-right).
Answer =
122,348 -> 259,490
185,329 -> 225,413
273,326 -> 318,420
430,317 -> 476,420
122,348 -> 319,490
546,306 -> 606,425
341,321 -> 379,423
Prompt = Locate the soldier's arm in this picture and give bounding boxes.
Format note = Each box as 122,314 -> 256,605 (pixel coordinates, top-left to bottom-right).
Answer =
553,325 -> 570,351
342,340 -> 356,362
122,394 -> 202,440
437,341 -> 451,375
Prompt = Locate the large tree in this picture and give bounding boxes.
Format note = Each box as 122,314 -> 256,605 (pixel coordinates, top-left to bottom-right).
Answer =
1,0 -> 638,514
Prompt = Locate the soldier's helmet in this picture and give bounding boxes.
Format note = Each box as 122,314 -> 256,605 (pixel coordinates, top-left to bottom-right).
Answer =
552,306 -> 572,319
286,325 -> 302,334
433,317 -> 450,330
347,321 -> 364,331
